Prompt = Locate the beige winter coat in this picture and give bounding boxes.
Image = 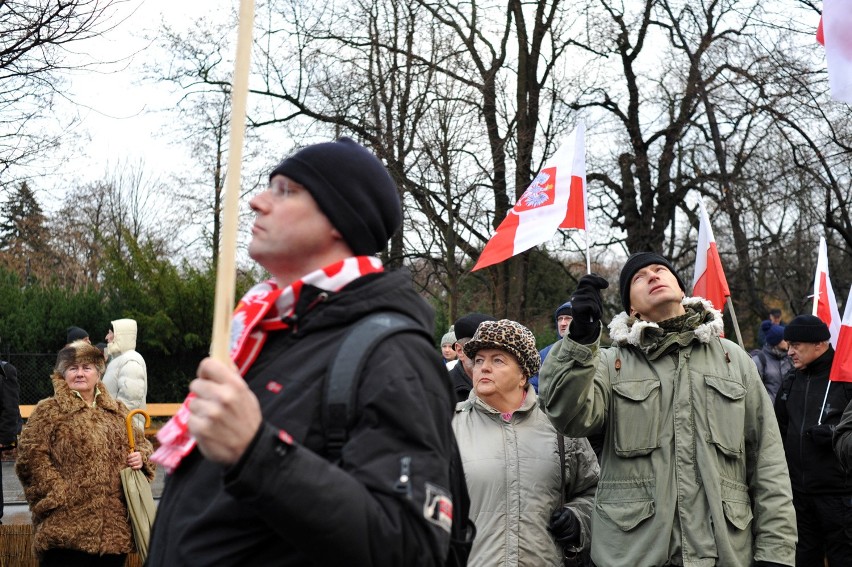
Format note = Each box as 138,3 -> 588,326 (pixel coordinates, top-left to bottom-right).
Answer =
103,318 -> 147,419
453,386 -> 599,566
15,375 -> 154,557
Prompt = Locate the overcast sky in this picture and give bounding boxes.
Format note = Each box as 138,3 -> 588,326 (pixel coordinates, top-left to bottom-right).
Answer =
45,0 -> 232,206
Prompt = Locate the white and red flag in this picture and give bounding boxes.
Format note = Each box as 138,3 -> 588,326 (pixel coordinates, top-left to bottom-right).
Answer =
473,123 -> 587,271
816,0 -> 852,104
829,285 -> 852,383
812,236 -> 841,348
691,197 -> 730,311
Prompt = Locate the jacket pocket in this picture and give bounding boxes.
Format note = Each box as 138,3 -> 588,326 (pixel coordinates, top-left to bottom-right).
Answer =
704,374 -> 746,458
596,480 -> 656,531
612,378 -> 661,457
720,479 -> 753,530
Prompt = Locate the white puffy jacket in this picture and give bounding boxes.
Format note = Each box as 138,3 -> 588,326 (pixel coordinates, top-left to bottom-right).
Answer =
102,318 -> 147,421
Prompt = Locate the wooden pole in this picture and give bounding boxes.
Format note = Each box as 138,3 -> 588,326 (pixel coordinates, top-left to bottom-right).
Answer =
726,295 -> 745,350
210,0 -> 256,363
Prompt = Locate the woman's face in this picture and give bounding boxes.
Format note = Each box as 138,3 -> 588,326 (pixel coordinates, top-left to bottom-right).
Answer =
64,362 -> 100,400
442,344 -> 457,360
472,348 -> 525,400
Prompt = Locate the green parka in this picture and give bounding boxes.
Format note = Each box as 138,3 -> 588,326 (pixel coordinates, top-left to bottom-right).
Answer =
539,298 -> 796,567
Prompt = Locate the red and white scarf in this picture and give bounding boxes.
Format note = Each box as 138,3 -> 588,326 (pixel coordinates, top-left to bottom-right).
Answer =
151,256 -> 384,473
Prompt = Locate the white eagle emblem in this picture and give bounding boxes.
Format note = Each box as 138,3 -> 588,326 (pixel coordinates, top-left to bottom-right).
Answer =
521,171 -> 551,207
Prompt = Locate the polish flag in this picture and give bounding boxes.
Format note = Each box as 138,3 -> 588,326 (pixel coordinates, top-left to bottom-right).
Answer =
472,123 -> 586,271
817,1 -> 852,104
829,285 -> 852,382
691,197 -> 730,311
812,236 -> 841,348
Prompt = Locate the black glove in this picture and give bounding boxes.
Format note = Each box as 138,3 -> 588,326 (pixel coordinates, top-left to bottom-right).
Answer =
548,506 -> 581,547
807,424 -> 836,447
568,273 -> 609,344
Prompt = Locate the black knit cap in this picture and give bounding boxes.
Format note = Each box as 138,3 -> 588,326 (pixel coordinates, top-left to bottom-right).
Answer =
784,314 -> 830,343
66,326 -> 89,344
453,313 -> 497,341
269,138 -> 402,256
619,252 -> 686,313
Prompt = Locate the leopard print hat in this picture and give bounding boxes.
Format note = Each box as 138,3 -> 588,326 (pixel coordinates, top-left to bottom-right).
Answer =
463,319 -> 540,379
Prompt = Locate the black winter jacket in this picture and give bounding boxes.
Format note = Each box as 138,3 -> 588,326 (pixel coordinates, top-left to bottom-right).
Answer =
146,270 -> 455,566
775,347 -> 852,494
0,361 -> 20,447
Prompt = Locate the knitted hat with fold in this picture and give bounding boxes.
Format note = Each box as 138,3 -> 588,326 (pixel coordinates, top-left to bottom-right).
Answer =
784,315 -> 830,343
463,319 -> 540,379
268,137 -> 401,256
619,252 -> 686,313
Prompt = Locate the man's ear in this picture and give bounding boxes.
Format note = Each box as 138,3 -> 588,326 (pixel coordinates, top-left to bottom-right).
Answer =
454,342 -> 464,357
331,227 -> 344,240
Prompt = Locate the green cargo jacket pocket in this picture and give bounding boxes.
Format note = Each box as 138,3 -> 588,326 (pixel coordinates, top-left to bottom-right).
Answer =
704,374 -> 746,458
596,480 -> 656,532
612,378 -> 661,457
720,479 -> 753,530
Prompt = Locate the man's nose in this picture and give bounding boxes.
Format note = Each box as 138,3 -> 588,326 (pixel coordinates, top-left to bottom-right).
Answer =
249,191 -> 270,213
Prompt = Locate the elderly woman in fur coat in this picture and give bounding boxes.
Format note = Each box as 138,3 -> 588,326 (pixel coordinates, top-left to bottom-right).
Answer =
15,340 -> 155,567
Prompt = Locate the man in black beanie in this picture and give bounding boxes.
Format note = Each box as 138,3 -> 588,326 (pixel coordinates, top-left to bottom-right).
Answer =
147,138 -> 460,566
775,314 -> 852,565
65,325 -> 90,345
538,252 -> 796,566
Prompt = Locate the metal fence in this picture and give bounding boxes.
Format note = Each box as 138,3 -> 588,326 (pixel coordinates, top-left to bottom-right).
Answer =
2,352 -> 197,405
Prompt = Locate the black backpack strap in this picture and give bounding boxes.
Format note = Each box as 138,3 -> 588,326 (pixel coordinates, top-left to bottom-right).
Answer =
322,311 -> 425,462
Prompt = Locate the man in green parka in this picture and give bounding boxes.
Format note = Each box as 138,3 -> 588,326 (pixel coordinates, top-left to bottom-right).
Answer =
539,252 -> 796,567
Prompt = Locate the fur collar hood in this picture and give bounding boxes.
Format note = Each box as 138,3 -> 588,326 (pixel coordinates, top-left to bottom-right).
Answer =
608,296 -> 724,353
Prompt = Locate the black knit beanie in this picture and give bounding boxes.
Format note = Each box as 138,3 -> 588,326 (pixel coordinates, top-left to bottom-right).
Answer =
453,313 -> 497,341
66,326 -> 89,344
268,138 -> 402,256
784,314 -> 830,343
619,252 -> 686,313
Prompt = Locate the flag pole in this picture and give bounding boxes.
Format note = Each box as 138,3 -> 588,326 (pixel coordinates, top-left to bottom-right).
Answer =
818,382 -> 832,425
210,0 -> 256,363
584,231 -> 591,274
725,296 -> 745,349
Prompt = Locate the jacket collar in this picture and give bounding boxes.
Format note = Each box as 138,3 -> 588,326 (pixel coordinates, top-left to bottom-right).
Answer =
800,346 -> 834,376
608,296 -> 724,357
52,375 -> 121,414
471,384 -> 538,416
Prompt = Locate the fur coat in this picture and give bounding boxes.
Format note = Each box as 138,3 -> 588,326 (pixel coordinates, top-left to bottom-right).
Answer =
15,375 -> 155,557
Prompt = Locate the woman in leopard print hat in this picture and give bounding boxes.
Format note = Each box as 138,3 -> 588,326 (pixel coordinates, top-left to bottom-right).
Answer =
453,319 -> 599,566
